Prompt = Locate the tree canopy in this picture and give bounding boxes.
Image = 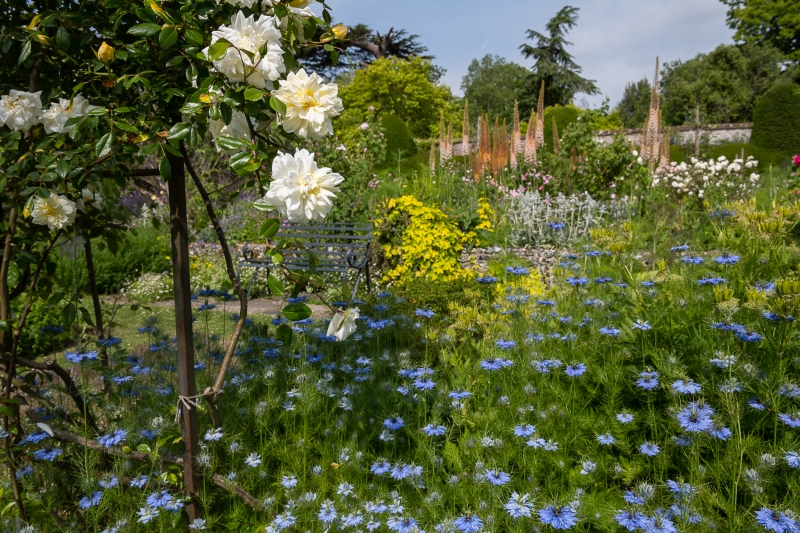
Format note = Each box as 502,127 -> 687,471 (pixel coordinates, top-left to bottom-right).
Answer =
721,0 -> 800,61
298,24 -> 433,80
615,79 -> 652,128
517,6 -> 598,112
337,56 -> 456,138
461,55 -> 528,124
660,43 -> 793,125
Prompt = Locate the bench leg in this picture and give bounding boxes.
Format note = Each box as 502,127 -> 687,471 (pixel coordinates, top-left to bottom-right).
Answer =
247,269 -> 258,299
365,260 -> 371,294
352,268 -> 362,297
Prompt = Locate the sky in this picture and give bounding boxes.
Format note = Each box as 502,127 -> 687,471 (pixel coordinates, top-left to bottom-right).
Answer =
321,0 -> 735,108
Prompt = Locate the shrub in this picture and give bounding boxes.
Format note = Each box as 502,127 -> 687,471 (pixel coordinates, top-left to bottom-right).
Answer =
751,82 -> 800,155
374,196 -> 474,284
56,227 -> 171,295
120,272 -> 173,303
543,104 -> 580,151
16,299 -> 65,358
394,277 -> 492,317
381,114 -> 418,161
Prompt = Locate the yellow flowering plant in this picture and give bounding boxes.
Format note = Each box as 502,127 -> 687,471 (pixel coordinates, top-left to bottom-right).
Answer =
374,196 -> 475,283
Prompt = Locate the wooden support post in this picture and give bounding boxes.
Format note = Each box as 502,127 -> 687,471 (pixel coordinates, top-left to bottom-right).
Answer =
166,151 -> 201,523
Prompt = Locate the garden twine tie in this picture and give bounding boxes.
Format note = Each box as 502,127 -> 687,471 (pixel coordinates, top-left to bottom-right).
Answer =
175,388 -> 219,424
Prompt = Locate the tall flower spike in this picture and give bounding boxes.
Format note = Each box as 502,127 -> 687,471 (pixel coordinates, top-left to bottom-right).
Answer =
461,99 -> 470,156
524,107 -> 537,165
535,81 -> 545,148
513,101 -> 523,154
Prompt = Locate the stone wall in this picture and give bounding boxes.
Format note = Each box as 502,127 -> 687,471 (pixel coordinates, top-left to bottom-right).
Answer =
593,123 -> 752,146
449,123 -> 752,155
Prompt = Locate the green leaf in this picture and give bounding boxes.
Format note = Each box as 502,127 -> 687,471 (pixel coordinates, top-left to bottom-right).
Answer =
61,303 -> 76,326
219,102 -> 232,124
254,199 -> 272,212
55,159 -> 69,178
0,321 -> 9,333
184,29 -> 204,47
267,275 -> 285,296
214,136 -> 248,151
259,218 -> 280,239
95,133 -> 113,158
276,324 -> 293,347
18,40 -> 31,65
55,26 -> 70,52
270,97 -> 286,117
180,102 -> 203,115
167,122 -> 192,141
78,307 -> 95,328
243,88 -> 265,101
207,41 -> 229,60
128,23 -> 162,36
113,121 -> 139,133
7,263 -> 19,288
159,26 -> 178,48
330,49 -> 339,66
229,151 -> 259,175
137,444 -> 152,453
159,156 -> 171,180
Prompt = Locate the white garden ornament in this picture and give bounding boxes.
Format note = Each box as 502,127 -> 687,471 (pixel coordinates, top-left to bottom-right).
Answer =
204,11 -> 285,89
263,149 -> 344,223
272,68 -> 343,140
29,194 -> 77,230
327,307 -> 360,341
0,90 -> 43,133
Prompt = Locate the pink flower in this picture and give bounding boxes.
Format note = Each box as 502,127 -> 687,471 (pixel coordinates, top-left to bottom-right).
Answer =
793,154 -> 800,166
611,193 -> 616,199
368,106 -> 375,112
538,186 -> 543,191
359,123 -> 369,131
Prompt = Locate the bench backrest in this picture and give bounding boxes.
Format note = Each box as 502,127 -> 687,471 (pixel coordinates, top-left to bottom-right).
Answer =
242,223 -> 372,273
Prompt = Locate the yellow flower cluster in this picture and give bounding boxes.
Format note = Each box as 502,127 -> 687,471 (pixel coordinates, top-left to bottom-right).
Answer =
476,197 -> 494,233
375,196 -> 475,283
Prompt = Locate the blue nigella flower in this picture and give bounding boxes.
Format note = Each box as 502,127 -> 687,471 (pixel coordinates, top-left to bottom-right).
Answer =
421,424 -> 446,436
415,309 -> 435,318
714,254 -> 740,265
79,491 -> 103,509
484,469 -> 511,485
383,417 -> 404,431
506,266 -> 529,275
476,276 -> 499,283
670,244 -> 690,252
639,442 -> 660,456
454,514 -> 483,533
495,339 -> 516,350
567,277 -> 588,286
538,506 -> 578,530
681,256 -> 704,265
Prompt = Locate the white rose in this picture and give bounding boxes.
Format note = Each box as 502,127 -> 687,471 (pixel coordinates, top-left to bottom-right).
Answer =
40,94 -> 96,134
203,11 -> 285,89
208,109 -> 253,152
264,148 -> 344,223
30,194 -> 77,230
0,90 -> 43,133
326,307 -> 359,341
271,69 -> 343,140
77,188 -> 104,212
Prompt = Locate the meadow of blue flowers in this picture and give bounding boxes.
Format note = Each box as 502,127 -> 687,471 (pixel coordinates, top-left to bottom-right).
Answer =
8,205 -> 800,533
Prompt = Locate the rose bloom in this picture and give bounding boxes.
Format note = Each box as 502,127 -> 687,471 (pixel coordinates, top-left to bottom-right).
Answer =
40,94 -> 96,134
272,68 -> 343,140
208,109 -> 252,152
30,194 -> 77,230
77,188 -> 104,211
263,149 -> 344,223
0,90 -> 43,133
327,307 -> 359,341
203,11 -> 284,89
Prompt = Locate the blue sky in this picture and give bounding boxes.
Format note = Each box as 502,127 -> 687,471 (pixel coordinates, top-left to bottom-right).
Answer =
321,0 -> 735,108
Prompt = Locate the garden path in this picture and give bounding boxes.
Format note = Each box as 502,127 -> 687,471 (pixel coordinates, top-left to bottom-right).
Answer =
149,297 -> 330,317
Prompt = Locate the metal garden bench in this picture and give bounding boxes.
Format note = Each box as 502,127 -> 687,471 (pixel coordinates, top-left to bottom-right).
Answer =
237,223 -> 373,298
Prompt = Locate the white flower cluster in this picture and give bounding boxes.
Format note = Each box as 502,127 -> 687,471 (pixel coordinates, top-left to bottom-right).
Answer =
652,155 -> 760,199
201,5 -> 346,223
0,91 -> 95,134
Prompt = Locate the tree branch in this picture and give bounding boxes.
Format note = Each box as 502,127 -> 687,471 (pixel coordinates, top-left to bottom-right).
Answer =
182,145 -> 247,428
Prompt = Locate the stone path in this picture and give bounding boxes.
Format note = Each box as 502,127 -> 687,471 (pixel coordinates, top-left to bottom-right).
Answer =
150,297 -> 330,318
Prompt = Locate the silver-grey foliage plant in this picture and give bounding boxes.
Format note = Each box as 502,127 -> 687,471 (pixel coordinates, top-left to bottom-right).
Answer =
507,191 -> 630,246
